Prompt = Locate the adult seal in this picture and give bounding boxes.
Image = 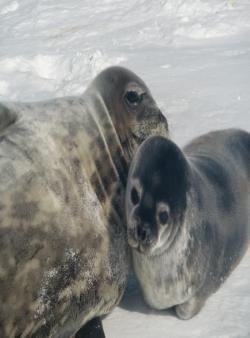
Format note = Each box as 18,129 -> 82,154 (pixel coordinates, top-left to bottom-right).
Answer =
0,66 -> 169,338
126,129 -> 250,319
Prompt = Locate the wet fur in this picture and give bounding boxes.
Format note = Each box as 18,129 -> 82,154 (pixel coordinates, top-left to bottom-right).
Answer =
126,129 -> 250,319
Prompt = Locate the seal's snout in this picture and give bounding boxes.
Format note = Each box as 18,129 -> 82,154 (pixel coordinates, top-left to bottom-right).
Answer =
137,223 -> 151,243
128,214 -> 153,252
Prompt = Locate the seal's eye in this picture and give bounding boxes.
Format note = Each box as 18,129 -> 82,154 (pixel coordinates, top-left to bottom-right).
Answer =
125,91 -> 142,106
158,211 -> 169,226
131,187 -> 140,205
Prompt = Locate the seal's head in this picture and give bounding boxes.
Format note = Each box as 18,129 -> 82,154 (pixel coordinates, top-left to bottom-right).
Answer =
126,136 -> 190,255
86,66 -> 168,158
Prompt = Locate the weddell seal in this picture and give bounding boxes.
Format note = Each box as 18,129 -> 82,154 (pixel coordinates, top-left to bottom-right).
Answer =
126,129 -> 250,320
0,66 -> 169,338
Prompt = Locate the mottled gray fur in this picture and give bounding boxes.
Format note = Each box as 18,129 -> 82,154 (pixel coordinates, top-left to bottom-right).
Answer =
0,66 -> 168,338
126,129 -> 250,319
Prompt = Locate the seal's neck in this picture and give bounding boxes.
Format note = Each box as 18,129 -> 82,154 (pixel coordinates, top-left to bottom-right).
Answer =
83,92 -> 134,207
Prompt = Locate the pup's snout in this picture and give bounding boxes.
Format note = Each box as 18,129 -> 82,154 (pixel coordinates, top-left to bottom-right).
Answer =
128,215 -> 154,252
128,214 -> 151,246
135,223 -> 151,244
136,224 -> 151,243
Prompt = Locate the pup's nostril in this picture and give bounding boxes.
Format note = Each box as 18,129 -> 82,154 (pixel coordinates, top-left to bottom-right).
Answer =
137,227 -> 147,241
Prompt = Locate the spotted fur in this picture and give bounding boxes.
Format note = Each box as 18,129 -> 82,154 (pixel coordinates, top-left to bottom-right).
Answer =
0,66 -> 168,338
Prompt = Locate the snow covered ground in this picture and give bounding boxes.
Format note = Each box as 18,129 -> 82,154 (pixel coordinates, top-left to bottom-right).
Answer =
1,0 -> 250,337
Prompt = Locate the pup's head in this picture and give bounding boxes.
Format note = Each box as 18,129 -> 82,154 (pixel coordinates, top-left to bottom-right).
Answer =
126,136 -> 190,256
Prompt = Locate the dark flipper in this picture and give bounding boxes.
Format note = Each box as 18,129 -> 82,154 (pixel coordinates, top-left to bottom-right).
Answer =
75,317 -> 106,338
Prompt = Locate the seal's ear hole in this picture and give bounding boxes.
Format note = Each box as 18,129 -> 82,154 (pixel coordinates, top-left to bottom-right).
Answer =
158,210 -> 169,226
125,91 -> 143,106
131,187 -> 140,206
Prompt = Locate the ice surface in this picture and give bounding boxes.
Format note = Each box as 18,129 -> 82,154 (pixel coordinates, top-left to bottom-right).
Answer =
1,0 -> 250,337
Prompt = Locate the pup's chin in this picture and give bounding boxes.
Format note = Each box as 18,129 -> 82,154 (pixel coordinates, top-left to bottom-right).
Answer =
128,237 -> 156,256
128,235 -> 139,249
137,243 -> 154,255
138,233 -> 173,257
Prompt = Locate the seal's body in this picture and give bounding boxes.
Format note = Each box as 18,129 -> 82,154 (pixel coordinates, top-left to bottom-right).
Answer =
126,129 -> 250,319
0,66 -> 168,338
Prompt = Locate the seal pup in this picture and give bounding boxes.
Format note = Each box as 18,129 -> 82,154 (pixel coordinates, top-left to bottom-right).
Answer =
126,129 -> 250,319
0,66 -> 168,338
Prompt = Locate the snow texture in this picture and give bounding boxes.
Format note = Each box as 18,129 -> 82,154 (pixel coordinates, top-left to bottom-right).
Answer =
0,0 -> 250,337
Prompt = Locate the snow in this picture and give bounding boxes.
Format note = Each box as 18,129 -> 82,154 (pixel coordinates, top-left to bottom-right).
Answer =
1,0 -> 250,337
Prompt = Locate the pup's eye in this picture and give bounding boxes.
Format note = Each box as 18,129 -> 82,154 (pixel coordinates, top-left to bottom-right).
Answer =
131,187 -> 140,205
125,91 -> 143,106
158,211 -> 168,225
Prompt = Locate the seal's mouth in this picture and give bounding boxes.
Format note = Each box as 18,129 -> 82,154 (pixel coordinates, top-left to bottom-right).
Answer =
128,223 -> 178,257
131,115 -> 169,147
128,228 -> 155,255
131,132 -> 145,145
137,243 -> 153,255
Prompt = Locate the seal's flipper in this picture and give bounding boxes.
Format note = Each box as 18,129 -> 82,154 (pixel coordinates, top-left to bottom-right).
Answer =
75,317 -> 105,338
0,104 -> 17,132
175,295 -> 205,320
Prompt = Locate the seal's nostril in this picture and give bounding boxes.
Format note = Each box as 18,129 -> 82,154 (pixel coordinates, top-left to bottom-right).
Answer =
137,226 -> 147,241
